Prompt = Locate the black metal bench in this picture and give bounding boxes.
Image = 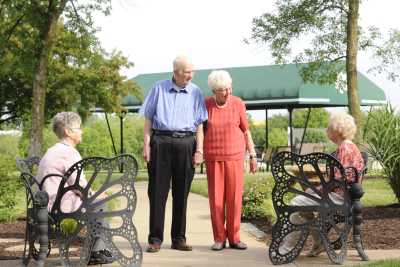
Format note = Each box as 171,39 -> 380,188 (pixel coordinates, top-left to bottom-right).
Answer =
268,151 -> 368,265
16,154 -> 143,267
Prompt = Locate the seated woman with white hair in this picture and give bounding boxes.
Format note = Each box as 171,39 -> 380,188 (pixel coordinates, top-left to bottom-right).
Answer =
280,112 -> 364,256
37,111 -> 113,265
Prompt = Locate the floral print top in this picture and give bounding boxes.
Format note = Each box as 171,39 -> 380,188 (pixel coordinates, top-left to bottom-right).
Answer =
335,140 -> 365,184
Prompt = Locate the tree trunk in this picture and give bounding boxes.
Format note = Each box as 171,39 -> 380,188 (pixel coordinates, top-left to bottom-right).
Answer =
346,0 -> 362,142
28,0 -> 68,157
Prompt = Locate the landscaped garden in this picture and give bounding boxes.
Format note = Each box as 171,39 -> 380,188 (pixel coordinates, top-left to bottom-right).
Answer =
1,107 -> 399,267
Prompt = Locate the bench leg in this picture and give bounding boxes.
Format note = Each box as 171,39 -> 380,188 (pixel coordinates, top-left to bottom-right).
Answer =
350,184 -> 369,261
34,191 -> 49,267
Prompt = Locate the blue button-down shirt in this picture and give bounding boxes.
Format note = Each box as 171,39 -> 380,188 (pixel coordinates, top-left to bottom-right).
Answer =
139,79 -> 208,132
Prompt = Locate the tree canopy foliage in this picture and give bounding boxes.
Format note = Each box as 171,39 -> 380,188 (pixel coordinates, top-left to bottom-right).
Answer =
249,0 -> 399,141
248,108 -> 329,150
0,0 -> 141,156
292,108 -> 329,128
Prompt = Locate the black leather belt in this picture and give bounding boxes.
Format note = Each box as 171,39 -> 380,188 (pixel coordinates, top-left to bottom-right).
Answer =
153,130 -> 194,138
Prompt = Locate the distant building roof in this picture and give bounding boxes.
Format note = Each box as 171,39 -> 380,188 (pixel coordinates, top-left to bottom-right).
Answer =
121,63 -> 386,111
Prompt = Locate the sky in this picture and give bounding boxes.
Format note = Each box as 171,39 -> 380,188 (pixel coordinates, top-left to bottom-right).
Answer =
94,0 -> 399,120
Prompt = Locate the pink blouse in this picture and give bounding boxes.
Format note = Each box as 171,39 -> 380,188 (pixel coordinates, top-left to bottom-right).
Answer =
204,96 -> 249,161
335,140 -> 365,184
37,142 -> 87,212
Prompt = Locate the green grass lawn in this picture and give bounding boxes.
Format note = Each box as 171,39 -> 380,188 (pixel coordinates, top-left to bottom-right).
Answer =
191,172 -> 398,207
362,178 -> 397,207
191,172 -> 270,198
351,259 -> 400,267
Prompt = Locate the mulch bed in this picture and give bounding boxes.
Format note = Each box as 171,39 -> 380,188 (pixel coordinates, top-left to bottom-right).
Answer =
0,219 -> 81,260
1,204 -> 399,259
248,203 -> 400,250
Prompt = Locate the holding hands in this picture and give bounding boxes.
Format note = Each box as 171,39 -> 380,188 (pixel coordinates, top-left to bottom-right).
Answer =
193,150 -> 204,165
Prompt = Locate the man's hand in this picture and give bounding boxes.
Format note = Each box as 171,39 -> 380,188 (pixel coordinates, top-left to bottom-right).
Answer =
143,144 -> 151,163
193,151 -> 203,165
143,118 -> 152,163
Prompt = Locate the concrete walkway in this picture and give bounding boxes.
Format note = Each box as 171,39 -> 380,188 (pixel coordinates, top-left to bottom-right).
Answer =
2,181 -> 400,266
132,182 -> 400,267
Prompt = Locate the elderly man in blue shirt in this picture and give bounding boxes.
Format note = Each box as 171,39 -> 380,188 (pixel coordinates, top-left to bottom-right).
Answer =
140,55 -> 208,253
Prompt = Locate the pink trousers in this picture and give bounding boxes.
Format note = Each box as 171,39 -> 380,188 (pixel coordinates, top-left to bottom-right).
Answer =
205,160 -> 244,244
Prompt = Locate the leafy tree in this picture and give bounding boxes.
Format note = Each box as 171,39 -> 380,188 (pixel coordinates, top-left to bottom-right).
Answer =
303,129 -> 327,143
369,29 -> 400,82
249,0 -> 399,141
293,108 -> 329,128
0,1 -> 141,156
250,123 -> 266,150
268,128 -> 288,148
268,114 -> 288,129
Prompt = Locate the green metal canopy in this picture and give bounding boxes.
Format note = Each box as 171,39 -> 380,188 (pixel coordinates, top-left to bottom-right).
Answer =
123,63 -> 386,111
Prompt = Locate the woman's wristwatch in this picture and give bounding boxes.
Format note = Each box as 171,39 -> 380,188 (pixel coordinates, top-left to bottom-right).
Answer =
249,152 -> 257,160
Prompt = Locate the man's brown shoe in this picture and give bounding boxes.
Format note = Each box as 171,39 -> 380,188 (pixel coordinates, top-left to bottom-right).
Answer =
171,240 -> 192,251
146,243 -> 161,253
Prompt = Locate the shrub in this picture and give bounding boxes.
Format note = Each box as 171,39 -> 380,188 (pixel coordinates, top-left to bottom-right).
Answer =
0,178 -> 23,221
268,128 -> 288,148
19,126 -> 58,157
0,134 -> 20,176
0,154 -> 16,179
365,105 -> 400,202
304,129 -> 327,143
242,178 -> 276,221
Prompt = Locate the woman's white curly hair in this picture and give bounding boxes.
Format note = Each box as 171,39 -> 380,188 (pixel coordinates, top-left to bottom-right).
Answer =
327,112 -> 357,140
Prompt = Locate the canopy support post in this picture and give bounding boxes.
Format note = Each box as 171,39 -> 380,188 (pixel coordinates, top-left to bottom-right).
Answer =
105,113 -> 118,157
265,108 -> 269,150
299,108 -> 311,154
119,112 -> 126,172
288,107 -> 294,153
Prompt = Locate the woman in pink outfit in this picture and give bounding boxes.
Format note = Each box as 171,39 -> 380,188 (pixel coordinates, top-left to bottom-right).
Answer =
204,70 -> 257,251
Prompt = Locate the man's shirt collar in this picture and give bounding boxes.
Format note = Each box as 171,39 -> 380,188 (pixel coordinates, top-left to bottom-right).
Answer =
170,78 -> 190,93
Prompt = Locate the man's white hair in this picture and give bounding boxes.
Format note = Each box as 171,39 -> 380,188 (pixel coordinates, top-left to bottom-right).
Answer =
173,55 -> 192,71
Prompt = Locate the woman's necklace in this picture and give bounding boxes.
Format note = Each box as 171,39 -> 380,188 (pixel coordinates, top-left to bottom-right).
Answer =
213,95 -> 229,108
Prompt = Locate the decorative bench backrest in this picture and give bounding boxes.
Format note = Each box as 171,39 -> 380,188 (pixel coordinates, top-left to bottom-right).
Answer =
269,151 -> 352,265
16,154 -> 143,267
51,154 -> 143,266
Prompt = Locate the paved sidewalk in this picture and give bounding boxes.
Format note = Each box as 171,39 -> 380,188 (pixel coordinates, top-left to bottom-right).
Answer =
132,182 -> 400,267
2,181 -> 400,266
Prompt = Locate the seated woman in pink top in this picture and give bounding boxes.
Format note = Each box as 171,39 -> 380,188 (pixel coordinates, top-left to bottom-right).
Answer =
204,70 -> 257,251
37,111 -> 113,265
37,112 -> 86,213
280,113 -> 364,256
